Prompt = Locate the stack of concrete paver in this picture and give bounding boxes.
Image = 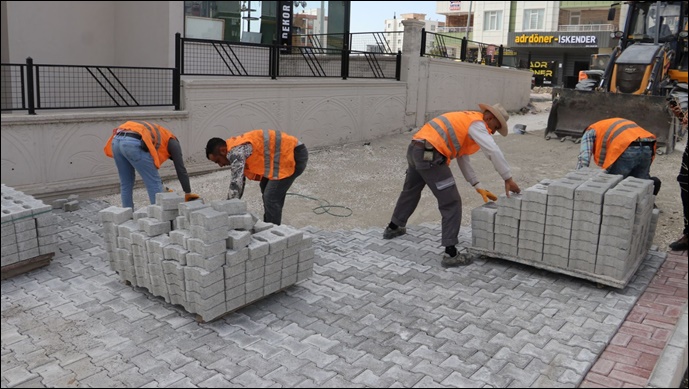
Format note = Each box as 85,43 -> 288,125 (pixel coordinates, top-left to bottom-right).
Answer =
98,192 -> 315,322
470,170 -> 660,288
1,184 -> 58,275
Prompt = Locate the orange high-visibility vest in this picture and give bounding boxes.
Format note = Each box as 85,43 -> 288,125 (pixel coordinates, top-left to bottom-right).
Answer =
412,111 -> 484,164
590,118 -> 656,170
104,121 -> 176,169
226,129 -> 299,181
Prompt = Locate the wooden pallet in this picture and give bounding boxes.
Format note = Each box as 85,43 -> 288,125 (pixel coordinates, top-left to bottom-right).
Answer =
467,247 -> 646,289
1,253 -> 55,280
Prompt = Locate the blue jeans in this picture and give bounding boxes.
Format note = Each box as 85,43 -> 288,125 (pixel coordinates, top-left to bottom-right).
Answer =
112,135 -> 162,209
607,145 -> 653,180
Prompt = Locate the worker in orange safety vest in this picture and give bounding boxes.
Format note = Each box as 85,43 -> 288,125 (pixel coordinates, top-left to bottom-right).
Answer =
104,121 -> 200,209
383,103 -> 522,268
576,117 -> 661,196
205,129 -> 308,225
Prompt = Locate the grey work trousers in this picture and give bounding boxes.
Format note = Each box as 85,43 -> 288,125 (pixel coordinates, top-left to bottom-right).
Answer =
390,141 -> 462,247
259,144 -> 309,225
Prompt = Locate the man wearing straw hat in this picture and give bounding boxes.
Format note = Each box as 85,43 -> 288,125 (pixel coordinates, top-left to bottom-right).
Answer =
383,103 -> 522,268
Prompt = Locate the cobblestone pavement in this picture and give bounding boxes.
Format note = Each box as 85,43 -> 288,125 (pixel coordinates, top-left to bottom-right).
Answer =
0,199 -> 672,388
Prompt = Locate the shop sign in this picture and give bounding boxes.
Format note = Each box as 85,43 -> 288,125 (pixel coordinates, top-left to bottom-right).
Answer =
514,33 -> 598,47
279,1 -> 293,49
530,60 -> 557,86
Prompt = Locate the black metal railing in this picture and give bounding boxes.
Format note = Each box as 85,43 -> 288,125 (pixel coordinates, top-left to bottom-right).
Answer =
178,33 -> 401,80
421,30 -> 515,68
0,63 -> 27,111
2,32 -> 404,115
1,58 -> 178,114
293,31 -> 405,54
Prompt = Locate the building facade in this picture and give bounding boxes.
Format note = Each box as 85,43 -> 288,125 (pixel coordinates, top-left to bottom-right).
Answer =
384,13 -> 443,54
435,0 -> 622,87
0,1 -> 350,67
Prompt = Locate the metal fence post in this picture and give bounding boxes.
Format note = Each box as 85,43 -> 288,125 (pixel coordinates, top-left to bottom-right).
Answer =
341,38 -> 349,80
395,50 -> 401,81
173,33 -> 181,110
25,57 -> 35,115
460,37 -> 467,61
420,28 -> 426,57
270,40 -> 278,80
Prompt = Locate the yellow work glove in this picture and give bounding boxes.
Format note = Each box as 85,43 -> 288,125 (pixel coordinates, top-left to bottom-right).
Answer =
164,186 -> 174,193
184,193 -> 200,202
474,183 -> 497,203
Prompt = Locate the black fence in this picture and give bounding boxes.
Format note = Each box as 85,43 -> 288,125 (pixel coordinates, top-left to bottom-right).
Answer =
293,31 -> 405,54
1,32 -> 405,114
421,30 -> 517,68
179,33 -> 401,80
1,58 -> 178,114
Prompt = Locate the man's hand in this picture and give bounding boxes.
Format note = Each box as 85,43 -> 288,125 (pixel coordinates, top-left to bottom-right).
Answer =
504,178 -> 521,197
474,183 -> 497,202
184,193 -> 200,202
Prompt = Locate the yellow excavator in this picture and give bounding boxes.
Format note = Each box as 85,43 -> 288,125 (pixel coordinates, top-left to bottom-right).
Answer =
546,1 -> 688,154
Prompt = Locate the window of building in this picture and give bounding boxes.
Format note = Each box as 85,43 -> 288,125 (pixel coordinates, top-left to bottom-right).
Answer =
484,10 -> 502,31
523,9 -> 544,30
430,24 -> 436,31
570,11 -> 580,25
183,1 -> 344,47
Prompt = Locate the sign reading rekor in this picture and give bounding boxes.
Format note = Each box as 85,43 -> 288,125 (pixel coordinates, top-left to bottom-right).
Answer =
513,33 -> 598,46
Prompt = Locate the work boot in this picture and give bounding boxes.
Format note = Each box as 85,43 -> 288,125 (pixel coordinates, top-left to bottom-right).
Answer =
669,234 -> 688,252
383,226 -> 406,239
441,252 -> 472,268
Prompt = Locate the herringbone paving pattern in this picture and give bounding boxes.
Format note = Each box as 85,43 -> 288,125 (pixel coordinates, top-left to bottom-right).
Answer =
1,200 -> 668,387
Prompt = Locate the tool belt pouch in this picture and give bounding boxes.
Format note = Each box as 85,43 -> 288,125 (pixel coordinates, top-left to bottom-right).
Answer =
140,140 -> 149,152
423,141 -> 434,161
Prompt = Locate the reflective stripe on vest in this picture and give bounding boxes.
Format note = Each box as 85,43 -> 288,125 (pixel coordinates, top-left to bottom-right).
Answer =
134,121 -> 162,152
263,130 -> 284,179
598,119 -> 635,166
430,116 -> 461,156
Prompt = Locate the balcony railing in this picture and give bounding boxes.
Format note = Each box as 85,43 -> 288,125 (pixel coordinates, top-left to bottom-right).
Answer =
437,26 -> 473,34
558,24 -> 616,32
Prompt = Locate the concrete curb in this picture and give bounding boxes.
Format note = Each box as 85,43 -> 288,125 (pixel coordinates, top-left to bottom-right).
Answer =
647,302 -> 689,388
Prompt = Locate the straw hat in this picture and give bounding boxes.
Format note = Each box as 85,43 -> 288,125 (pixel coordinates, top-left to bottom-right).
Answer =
478,103 -> 509,136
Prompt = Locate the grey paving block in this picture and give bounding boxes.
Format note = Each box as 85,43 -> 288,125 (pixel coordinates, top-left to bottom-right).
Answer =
147,204 -> 178,221
154,192 -> 185,211
211,198 -> 247,215
138,217 -> 171,237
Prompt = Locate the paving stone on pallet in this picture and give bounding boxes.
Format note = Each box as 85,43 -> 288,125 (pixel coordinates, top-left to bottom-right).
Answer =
133,206 -> 149,221
169,229 -> 191,250
190,225 -> 230,244
211,199 -> 247,215
1,186 -> 60,270
155,192 -> 185,211
228,214 -> 255,230
147,204 -> 178,222
96,197 -> 313,322
178,200 -> 210,219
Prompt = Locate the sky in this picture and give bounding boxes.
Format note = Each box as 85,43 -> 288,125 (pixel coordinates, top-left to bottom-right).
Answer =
295,1 -> 446,33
